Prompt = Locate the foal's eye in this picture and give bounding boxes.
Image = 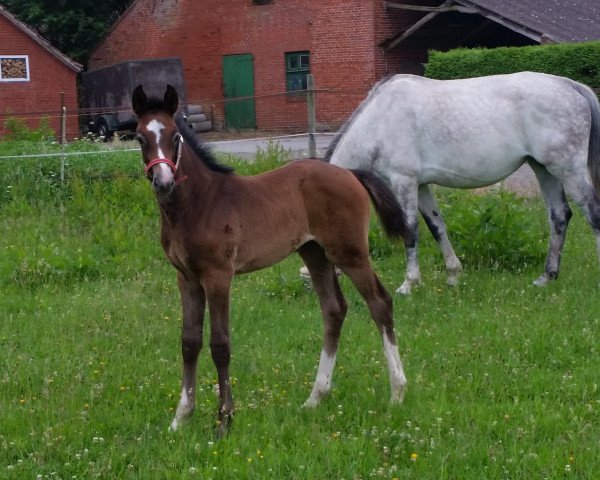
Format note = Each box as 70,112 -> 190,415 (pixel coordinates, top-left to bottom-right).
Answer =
136,133 -> 146,145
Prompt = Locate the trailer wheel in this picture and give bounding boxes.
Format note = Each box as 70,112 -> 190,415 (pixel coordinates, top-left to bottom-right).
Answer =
97,118 -> 114,140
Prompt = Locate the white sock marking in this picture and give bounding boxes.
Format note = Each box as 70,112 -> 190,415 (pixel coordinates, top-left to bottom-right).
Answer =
382,328 -> 407,403
169,386 -> 194,432
304,349 -> 336,408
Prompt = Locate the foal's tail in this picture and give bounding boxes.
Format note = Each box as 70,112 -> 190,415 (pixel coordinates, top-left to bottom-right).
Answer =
571,81 -> 600,192
350,169 -> 409,240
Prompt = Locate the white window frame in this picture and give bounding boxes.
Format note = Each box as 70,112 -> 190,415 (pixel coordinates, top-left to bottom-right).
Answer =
0,55 -> 30,82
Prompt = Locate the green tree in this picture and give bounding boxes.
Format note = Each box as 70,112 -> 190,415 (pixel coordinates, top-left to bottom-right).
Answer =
2,0 -> 135,64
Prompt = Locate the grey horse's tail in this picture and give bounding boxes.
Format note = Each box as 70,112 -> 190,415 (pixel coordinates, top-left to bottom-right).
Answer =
350,169 -> 409,241
571,81 -> 600,192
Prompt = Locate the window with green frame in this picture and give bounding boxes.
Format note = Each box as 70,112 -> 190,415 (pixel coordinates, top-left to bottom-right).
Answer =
285,51 -> 310,92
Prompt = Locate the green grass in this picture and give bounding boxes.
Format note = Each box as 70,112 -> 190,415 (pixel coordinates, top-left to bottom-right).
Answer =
1,140 -> 600,479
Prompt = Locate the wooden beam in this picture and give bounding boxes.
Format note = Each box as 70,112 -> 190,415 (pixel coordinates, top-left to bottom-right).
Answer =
382,0 -> 544,50
382,0 -> 454,52
384,2 -> 479,15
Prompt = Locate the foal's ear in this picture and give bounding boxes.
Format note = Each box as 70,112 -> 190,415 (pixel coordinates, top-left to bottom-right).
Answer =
132,85 -> 147,116
164,84 -> 179,116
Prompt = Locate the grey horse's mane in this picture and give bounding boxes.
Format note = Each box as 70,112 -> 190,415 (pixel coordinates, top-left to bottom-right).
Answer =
324,75 -> 395,163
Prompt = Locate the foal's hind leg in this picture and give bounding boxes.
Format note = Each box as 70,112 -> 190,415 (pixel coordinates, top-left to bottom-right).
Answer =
298,242 -> 348,408
418,185 -> 462,286
338,257 -> 407,403
528,161 -> 573,286
170,272 -> 206,432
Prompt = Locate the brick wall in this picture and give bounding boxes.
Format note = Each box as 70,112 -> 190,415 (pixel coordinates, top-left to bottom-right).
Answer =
0,15 -> 79,139
90,0 -> 389,132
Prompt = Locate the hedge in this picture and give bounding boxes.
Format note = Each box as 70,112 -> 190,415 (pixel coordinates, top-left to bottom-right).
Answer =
424,41 -> 600,88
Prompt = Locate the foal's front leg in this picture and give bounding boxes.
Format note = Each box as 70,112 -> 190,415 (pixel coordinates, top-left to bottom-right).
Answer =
170,272 -> 206,432
202,269 -> 235,438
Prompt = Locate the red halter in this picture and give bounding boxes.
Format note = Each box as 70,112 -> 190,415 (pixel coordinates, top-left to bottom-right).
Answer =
144,137 -> 187,185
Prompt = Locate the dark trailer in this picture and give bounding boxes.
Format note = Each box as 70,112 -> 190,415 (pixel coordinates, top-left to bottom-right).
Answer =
82,57 -> 211,138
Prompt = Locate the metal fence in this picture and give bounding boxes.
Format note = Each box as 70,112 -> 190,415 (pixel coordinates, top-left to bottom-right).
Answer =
0,74 -> 352,181
2,78 -> 599,183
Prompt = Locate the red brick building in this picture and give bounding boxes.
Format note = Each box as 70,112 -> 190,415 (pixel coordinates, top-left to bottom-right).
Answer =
89,0 -> 441,132
0,5 -> 81,139
89,0 -> 600,132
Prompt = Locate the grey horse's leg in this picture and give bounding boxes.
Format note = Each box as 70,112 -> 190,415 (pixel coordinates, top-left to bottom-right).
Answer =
418,185 -> 462,286
389,175 -> 420,295
557,175 -> 600,282
528,161 -> 573,286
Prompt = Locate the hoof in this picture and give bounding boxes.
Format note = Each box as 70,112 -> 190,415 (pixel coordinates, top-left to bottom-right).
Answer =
390,385 -> 407,405
299,266 -> 311,281
214,419 -> 231,439
215,411 -> 233,439
302,386 -> 327,408
396,282 -> 412,295
446,275 -> 459,287
169,402 -> 195,432
300,266 -> 342,281
302,397 -> 320,409
169,417 -> 183,432
533,275 -> 549,287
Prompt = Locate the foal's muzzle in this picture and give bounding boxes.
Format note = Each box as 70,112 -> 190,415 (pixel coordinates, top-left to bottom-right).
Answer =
145,158 -> 177,196
152,174 -> 175,196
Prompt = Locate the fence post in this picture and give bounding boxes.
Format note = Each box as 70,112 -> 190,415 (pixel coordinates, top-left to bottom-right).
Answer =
307,74 -> 317,158
60,92 -> 67,182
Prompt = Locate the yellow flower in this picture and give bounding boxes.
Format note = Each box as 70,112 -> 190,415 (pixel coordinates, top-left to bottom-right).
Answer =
410,453 -> 418,462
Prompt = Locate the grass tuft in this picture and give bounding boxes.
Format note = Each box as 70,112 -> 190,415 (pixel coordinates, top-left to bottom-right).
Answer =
1,140 -> 599,479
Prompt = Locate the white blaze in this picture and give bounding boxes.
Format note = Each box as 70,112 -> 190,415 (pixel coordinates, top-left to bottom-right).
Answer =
145,119 -> 172,182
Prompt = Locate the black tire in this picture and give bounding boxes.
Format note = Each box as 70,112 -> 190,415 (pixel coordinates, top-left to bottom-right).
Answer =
187,113 -> 207,124
187,104 -> 203,115
190,120 -> 212,133
96,118 -> 114,140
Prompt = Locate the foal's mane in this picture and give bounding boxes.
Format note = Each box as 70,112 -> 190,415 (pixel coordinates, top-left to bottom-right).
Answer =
175,115 -> 234,174
324,75 -> 394,163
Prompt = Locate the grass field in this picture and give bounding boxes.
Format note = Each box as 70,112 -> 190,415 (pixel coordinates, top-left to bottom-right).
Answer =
1,139 -> 600,479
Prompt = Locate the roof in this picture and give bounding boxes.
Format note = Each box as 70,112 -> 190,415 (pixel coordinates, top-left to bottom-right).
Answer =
457,0 -> 600,43
382,0 -> 600,50
0,4 -> 82,72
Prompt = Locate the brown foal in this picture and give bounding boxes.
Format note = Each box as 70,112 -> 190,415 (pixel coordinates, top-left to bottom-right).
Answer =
132,85 -> 409,436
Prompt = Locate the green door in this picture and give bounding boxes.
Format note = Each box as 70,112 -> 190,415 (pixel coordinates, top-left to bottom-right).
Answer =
222,54 -> 256,130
